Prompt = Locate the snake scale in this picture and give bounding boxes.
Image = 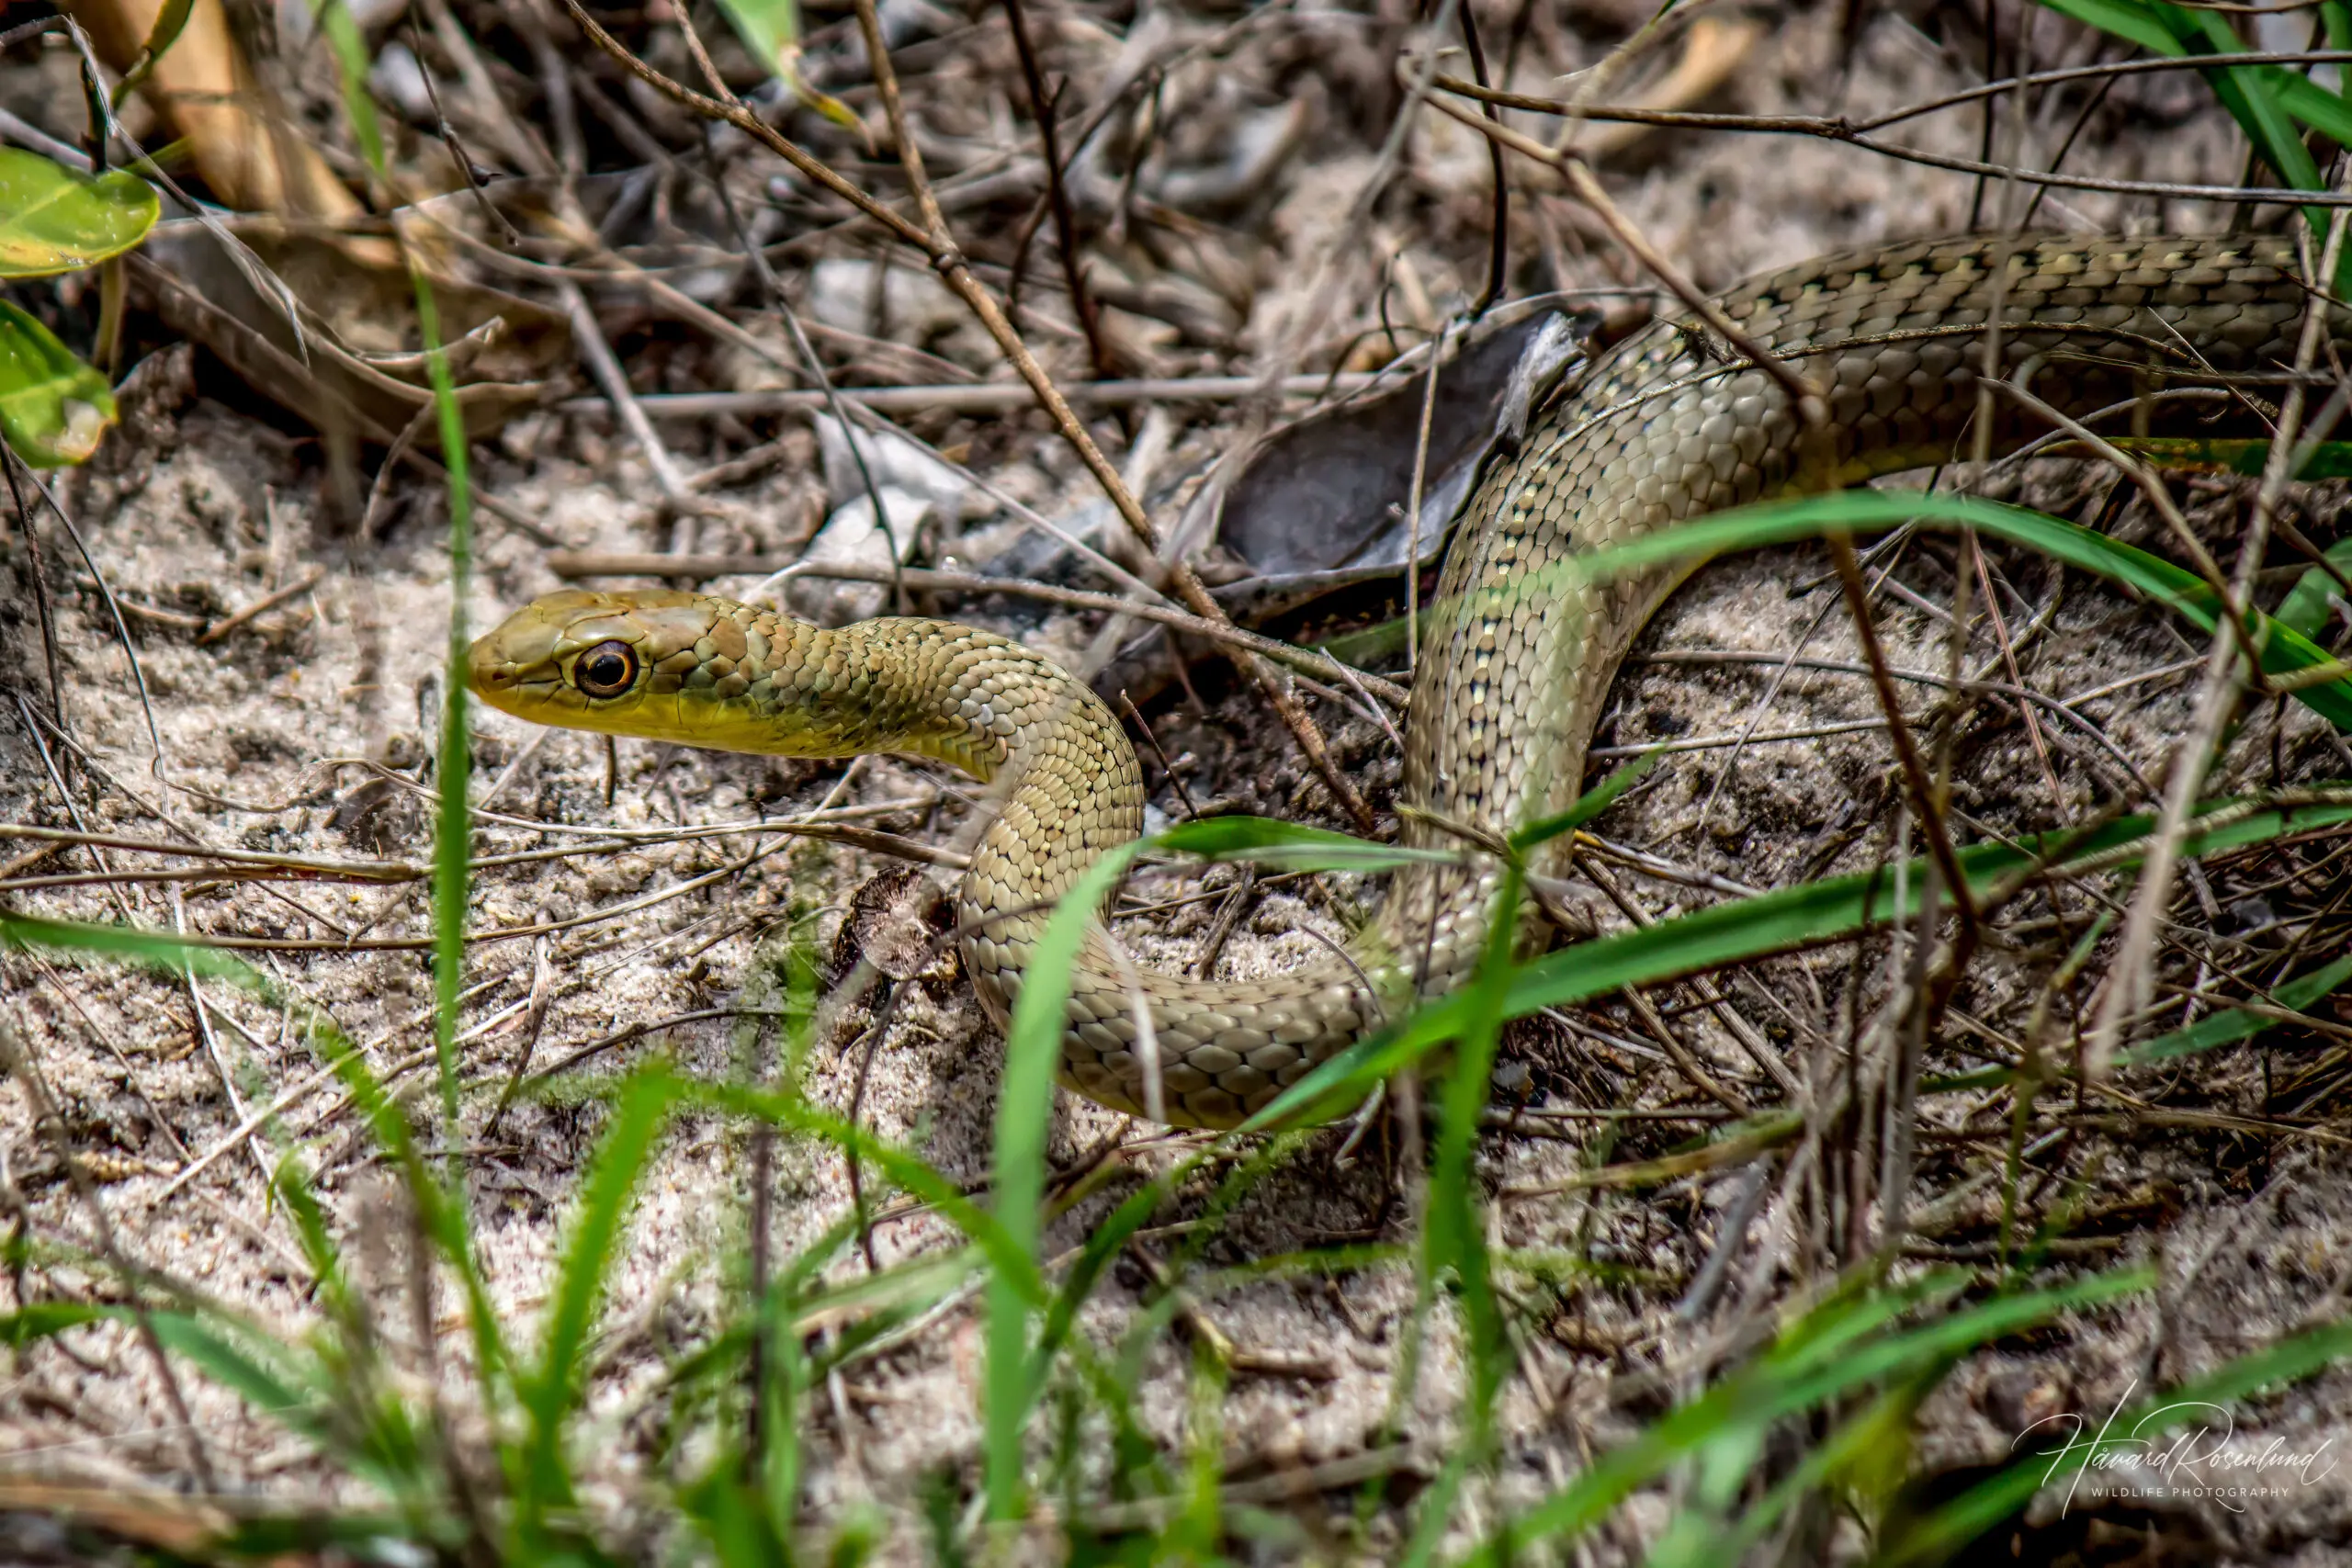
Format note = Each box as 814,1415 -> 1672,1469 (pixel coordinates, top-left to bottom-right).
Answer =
473,232 -> 2338,1127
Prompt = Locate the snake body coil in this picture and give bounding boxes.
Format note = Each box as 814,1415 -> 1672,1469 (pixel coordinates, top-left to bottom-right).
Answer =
473,233 -> 2334,1127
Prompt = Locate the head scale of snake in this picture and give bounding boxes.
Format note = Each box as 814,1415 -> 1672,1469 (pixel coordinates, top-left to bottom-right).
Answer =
471,587 -> 1042,781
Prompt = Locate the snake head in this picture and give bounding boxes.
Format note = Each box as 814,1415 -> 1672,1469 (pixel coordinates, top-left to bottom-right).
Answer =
469,588 -> 721,737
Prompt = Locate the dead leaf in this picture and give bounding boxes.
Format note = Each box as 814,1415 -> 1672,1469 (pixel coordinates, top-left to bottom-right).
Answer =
1211,307 -> 1590,622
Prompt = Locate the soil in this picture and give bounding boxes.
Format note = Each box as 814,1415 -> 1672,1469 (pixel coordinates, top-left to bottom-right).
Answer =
4,0 -> 2352,1561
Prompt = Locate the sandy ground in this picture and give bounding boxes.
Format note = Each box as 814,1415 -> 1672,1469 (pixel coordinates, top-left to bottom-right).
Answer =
6,0 -> 2352,1561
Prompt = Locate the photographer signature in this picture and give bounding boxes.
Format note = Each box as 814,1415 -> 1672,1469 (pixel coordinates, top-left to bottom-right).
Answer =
2018,1380 -> 2337,1515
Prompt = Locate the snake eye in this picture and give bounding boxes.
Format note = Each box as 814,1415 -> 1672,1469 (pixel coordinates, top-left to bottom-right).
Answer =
573,640 -> 638,699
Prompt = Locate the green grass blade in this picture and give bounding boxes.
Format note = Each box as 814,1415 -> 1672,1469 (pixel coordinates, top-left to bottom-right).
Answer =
1428,864 -> 1521,1428
680,1470 -> 792,1568
0,1304 -> 343,1461
1030,1176 -> 1171,1404
989,838 -> 1153,1522
1467,1267 -> 2153,1562
2038,0 -> 2177,52
1876,1307 -> 2352,1566
1396,865 -> 1526,1566
144,1313 -> 321,1434
1548,489 -> 2352,729
1510,749 -> 1667,855
1402,1446 -> 1476,1568
1767,1267 -> 2154,1417
0,913 -> 518,1398
520,1064 -> 683,1521
1670,1383 -> 1916,1567
1246,795 -> 2352,1133
2038,1 -> 2351,281
757,1274 -> 809,1543
0,1300 -> 114,1344
307,0 -> 504,1432
2278,535 -> 2352,639
684,1080 -> 1046,1301
0,911 -> 261,981
1158,814 -> 1457,872
2114,436 -> 2352,481
1762,1272 -> 1971,1382
2118,950 -> 2352,1066
2175,6 -> 2332,232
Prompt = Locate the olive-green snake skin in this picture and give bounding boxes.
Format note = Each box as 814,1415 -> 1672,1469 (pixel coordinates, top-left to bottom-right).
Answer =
473,233 -> 2334,1128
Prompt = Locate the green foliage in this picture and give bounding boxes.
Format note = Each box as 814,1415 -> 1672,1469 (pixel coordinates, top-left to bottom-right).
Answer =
711,0 -> 801,82
1513,488 -> 2352,730
519,1066 -> 684,1532
2120,950 -> 2352,1067
1157,814 -> 1458,872
2113,437 -> 2352,481
2038,0 -> 2352,288
1878,1306 -> 2352,1564
1463,1268 -> 2157,1562
0,147 -> 158,276
1239,794 -> 2352,1134
0,300 -> 115,465
8,575 -> 2352,1566
109,0 -> 198,107
14,26 -> 2352,1551
0,145 -> 159,468
989,836 -> 1152,1520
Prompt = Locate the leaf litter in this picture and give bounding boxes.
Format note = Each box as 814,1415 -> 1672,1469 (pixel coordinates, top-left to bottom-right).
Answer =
0,0 -> 2349,1561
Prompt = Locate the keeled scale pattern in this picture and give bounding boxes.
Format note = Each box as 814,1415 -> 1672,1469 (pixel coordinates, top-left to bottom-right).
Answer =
474,234 -> 2336,1127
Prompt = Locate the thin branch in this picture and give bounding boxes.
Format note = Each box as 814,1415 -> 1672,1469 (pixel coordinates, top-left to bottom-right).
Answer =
555,372 -> 1385,417
2086,201 -> 2352,1076
1424,68 -> 2352,209
1001,0 -> 1114,378
554,0 -> 1378,831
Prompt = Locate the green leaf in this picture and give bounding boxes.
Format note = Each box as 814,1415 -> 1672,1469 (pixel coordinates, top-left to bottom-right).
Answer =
1402,863 -> 1523,1562
2175,6 -> 2330,235
682,1471 -> 793,1568
0,909 -> 517,1405
0,1300 -> 112,1346
0,148 -> 157,276
0,911 -> 262,981
2278,535 -> 2352,640
1319,614 -> 1420,665
2267,64 -> 2352,147
0,302 -> 114,466
146,1314 -> 315,1418
2038,0 -> 2178,53
712,0 -> 799,80
2036,1 -> 2351,284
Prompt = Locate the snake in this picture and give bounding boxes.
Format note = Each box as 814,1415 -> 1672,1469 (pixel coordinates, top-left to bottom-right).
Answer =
471,232 -> 2332,1129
